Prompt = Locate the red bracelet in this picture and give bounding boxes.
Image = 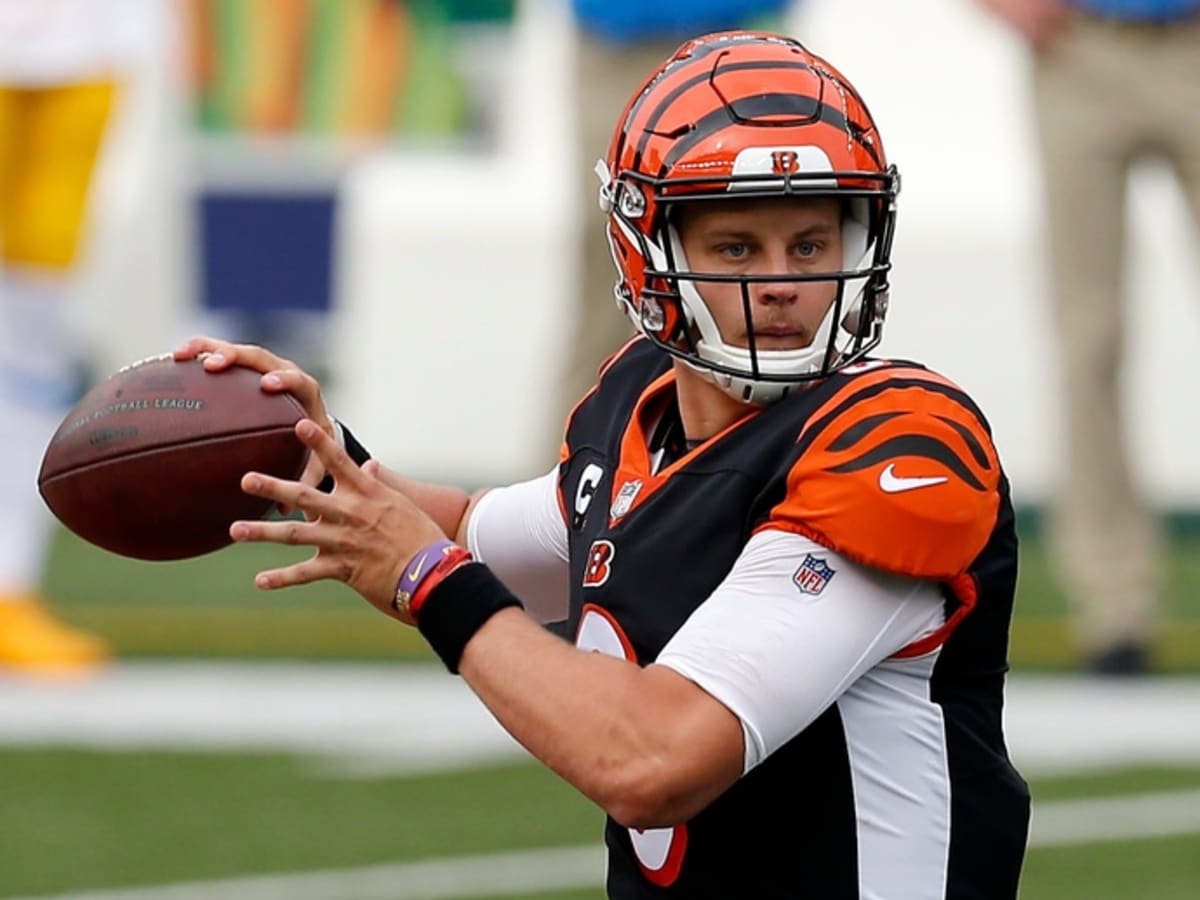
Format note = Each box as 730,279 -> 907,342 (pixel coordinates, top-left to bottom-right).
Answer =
392,540 -> 474,620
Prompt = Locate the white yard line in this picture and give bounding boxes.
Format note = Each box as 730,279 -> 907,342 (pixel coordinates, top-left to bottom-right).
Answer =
1030,787 -> 1200,846
4,664 -> 1200,777
2,846 -> 606,900
9,789 -> 1200,900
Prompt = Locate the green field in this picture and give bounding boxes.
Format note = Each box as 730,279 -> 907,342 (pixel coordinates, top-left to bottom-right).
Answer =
11,519 -> 1199,899
42,519 -> 1200,670
2,751 -> 1199,899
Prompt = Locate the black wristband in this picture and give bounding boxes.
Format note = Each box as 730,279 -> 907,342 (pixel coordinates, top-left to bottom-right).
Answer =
342,423 -> 372,466
416,563 -> 523,674
318,420 -> 373,493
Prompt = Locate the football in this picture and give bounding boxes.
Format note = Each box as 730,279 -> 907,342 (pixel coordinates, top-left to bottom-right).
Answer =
38,354 -> 309,561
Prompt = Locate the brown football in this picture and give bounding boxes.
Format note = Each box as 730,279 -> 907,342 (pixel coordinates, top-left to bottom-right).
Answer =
37,355 -> 309,560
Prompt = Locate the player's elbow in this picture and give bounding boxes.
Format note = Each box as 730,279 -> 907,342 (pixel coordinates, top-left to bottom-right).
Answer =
600,757 -> 704,829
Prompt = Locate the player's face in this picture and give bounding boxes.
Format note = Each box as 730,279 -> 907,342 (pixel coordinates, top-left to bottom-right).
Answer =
675,197 -> 843,352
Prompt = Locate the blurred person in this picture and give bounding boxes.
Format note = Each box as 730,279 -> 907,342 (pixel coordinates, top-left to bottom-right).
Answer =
0,1 -> 156,671
178,32 -> 1030,897
552,0 -> 793,458
978,0 -> 1200,675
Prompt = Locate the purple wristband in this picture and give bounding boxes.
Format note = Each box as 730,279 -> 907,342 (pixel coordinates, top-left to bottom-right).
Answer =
393,538 -> 458,616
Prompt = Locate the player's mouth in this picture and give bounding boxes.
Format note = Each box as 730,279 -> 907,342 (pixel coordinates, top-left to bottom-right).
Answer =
752,327 -> 810,349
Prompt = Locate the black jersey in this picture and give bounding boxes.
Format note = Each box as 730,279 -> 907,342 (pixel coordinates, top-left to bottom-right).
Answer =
557,339 -> 1029,899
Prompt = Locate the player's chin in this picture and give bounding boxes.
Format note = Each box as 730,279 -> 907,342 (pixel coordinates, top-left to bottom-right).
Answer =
751,334 -> 811,351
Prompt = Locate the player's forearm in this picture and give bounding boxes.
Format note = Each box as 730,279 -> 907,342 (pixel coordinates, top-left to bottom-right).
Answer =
457,607 -> 742,828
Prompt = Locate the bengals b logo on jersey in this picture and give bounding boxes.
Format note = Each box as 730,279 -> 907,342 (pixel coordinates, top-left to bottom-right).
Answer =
582,539 -> 615,587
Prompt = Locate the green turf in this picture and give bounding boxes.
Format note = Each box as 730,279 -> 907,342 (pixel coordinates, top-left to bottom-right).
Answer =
39,521 -> 1200,669
1029,765 -> 1200,800
42,529 -> 437,661
2,749 -> 1199,898
1022,837 -> 1200,900
0,752 -> 601,896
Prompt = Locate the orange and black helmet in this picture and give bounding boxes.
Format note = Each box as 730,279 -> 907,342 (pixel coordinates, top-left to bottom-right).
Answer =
597,31 -> 900,404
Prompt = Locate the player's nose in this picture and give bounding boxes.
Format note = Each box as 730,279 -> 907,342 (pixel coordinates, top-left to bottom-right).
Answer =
752,246 -> 800,305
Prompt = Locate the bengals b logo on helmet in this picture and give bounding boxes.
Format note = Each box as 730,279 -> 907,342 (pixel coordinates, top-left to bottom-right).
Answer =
771,150 -> 801,174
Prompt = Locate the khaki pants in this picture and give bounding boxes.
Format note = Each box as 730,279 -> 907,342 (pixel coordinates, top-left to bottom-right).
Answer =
1033,14 -> 1200,655
549,34 -> 684,455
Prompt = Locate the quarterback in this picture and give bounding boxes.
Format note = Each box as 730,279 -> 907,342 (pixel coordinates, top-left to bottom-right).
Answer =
178,31 -> 1030,898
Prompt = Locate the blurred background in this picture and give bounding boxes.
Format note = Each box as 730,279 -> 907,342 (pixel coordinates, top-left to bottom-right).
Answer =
1,0 -> 1199,898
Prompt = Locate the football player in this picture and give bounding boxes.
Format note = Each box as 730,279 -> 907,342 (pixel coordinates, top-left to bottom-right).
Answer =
178,31 -> 1030,898
0,1 -> 153,671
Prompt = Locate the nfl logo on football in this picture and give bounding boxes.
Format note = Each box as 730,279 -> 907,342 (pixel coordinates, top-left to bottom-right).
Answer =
610,479 -> 643,520
793,553 -> 836,595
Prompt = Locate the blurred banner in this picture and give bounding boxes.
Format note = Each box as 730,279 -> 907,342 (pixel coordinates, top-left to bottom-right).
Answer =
183,0 -> 519,365
190,0 -> 515,141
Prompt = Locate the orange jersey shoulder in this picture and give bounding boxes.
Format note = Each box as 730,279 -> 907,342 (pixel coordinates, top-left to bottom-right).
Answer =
761,365 -> 1002,580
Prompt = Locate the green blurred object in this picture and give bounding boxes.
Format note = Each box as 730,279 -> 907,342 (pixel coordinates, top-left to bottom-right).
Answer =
193,0 -> 475,137
399,0 -> 471,136
444,0 -> 518,23
42,517 -> 1200,669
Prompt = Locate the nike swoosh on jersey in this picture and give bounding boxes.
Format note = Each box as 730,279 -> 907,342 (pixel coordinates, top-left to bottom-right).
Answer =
879,463 -> 948,493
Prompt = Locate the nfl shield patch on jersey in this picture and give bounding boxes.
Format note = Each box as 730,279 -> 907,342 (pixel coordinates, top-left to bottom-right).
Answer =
610,479 -> 643,520
793,553 -> 836,595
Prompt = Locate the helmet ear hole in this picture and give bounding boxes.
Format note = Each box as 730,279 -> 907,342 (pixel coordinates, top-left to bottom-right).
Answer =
841,287 -> 886,336
639,283 -> 685,343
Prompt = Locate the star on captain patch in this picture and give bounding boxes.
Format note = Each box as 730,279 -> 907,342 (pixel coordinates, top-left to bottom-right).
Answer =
793,553 -> 836,595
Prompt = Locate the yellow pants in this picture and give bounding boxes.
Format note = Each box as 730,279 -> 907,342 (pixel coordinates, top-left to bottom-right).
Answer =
0,81 -> 117,271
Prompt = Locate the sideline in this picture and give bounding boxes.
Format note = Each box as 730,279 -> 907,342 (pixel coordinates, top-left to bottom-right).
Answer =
9,789 -> 1200,900
3,664 -> 1200,776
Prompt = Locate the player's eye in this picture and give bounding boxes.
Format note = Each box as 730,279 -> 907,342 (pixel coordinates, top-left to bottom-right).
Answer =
795,241 -> 822,258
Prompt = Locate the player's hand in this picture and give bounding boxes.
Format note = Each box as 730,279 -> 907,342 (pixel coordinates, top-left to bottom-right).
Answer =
230,419 -> 446,625
174,336 -> 332,509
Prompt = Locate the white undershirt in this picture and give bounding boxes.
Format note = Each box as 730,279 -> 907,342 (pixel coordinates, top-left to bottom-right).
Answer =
466,470 -> 570,626
466,468 -> 946,773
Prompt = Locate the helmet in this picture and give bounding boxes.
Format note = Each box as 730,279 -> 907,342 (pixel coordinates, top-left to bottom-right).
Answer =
598,31 -> 900,405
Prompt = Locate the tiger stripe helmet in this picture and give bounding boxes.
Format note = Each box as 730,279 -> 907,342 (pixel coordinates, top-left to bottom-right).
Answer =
597,31 -> 901,405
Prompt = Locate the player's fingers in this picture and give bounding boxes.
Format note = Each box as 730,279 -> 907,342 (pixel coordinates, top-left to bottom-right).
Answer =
295,419 -> 369,491
172,336 -> 217,360
299,451 -> 327,488
261,368 -> 330,429
231,513 -> 321,546
241,468 -> 343,522
253,555 -> 348,591
174,338 -> 293,377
